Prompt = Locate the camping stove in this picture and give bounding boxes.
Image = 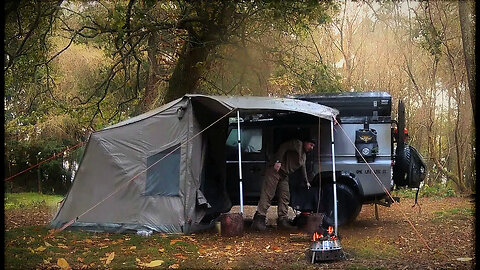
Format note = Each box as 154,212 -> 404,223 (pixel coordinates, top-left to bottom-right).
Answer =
310,227 -> 344,263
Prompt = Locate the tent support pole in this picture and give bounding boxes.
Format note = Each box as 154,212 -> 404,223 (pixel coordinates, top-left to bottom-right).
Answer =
237,110 -> 244,214
316,117 -> 322,213
330,119 -> 338,234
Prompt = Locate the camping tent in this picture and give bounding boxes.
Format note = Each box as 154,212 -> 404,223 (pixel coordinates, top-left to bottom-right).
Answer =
50,95 -> 338,234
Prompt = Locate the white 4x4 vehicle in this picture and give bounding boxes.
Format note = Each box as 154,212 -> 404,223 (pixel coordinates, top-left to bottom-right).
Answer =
222,92 -> 425,226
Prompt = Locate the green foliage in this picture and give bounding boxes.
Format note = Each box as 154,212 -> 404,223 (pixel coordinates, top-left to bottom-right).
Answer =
4,193 -> 64,210
431,207 -> 474,223
421,183 -> 456,198
413,17 -> 444,58
393,183 -> 456,199
342,237 -> 399,260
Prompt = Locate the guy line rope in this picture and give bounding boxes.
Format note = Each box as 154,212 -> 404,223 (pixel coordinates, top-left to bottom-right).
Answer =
4,141 -> 86,182
333,117 -> 431,251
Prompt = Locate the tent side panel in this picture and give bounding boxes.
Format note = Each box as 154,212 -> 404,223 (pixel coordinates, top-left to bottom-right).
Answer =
50,99 -> 191,233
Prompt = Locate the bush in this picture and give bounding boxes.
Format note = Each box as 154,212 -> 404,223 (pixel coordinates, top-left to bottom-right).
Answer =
393,183 -> 456,198
421,184 -> 456,198
4,192 -> 64,210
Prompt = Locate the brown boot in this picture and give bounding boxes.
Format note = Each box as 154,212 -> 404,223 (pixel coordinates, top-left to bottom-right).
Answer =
277,217 -> 296,230
251,212 -> 266,231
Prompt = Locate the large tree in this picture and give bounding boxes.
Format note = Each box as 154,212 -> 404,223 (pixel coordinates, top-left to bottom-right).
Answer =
4,0 -> 340,192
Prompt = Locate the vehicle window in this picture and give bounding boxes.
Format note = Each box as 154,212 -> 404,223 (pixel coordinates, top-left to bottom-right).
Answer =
226,128 -> 262,153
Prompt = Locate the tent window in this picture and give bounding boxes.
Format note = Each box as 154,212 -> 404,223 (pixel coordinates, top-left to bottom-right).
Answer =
145,145 -> 180,196
226,128 -> 262,153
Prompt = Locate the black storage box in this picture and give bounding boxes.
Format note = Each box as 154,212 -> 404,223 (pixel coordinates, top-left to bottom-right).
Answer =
291,92 -> 392,122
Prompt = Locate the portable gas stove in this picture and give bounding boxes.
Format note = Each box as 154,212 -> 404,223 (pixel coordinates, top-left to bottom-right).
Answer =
310,227 -> 344,263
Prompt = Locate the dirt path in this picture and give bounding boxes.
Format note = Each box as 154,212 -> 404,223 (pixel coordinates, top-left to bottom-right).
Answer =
4,197 -> 475,269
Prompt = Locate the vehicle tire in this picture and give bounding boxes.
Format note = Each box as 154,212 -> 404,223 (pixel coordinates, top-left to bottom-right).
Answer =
393,144 -> 411,187
320,182 -> 362,227
393,100 -> 410,187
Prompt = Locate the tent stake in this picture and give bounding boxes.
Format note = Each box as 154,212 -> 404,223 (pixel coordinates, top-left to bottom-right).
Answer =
237,110 -> 244,214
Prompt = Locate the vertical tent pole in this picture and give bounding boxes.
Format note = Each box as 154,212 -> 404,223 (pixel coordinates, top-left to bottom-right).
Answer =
330,119 -> 338,234
316,117 -> 322,213
237,110 -> 244,214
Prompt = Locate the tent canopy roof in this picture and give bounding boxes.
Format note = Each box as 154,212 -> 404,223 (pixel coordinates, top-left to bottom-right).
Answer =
105,95 -> 338,130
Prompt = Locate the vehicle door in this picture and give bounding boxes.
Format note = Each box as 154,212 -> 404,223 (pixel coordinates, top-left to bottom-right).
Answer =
225,126 -> 266,204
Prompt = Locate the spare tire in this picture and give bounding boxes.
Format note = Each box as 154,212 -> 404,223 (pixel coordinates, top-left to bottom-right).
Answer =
393,100 -> 409,187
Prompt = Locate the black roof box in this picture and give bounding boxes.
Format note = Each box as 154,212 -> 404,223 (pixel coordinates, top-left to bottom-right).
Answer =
290,91 -> 392,119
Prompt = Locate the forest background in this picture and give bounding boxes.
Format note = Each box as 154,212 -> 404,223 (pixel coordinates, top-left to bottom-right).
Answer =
4,0 -> 476,195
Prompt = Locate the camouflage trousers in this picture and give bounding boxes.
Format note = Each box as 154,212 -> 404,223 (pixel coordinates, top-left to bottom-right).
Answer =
256,166 -> 290,219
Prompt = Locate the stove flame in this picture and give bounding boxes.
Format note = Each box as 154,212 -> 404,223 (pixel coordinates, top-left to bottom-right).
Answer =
312,232 -> 324,241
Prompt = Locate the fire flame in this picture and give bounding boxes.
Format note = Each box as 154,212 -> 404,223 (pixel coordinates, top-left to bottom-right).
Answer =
312,232 -> 324,241
328,226 -> 334,234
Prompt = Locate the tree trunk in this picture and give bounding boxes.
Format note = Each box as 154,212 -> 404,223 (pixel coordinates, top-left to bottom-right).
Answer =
454,106 -> 465,192
164,39 -> 212,103
37,157 -> 42,194
458,0 -> 476,121
140,31 -> 167,112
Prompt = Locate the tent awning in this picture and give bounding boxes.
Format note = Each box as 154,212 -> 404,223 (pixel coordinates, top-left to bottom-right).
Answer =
188,94 -> 338,120
104,95 -> 339,131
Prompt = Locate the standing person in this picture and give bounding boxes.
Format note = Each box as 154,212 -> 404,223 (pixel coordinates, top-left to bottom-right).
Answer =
251,137 -> 316,231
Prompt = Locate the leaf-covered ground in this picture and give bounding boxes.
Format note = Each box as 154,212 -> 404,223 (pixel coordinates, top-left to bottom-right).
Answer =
4,196 -> 475,269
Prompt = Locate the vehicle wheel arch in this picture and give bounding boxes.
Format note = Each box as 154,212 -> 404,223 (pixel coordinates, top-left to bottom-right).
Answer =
315,170 -> 364,199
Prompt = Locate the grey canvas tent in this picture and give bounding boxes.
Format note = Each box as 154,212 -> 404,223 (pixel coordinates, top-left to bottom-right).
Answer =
50,95 -> 338,234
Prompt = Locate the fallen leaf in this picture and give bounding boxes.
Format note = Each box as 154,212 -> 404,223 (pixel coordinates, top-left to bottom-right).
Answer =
44,241 -> 53,247
174,253 -> 187,260
140,260 -> 164,267
105,252 -> 115,265
170,239 -> 182,245
77,257 -> 84,262
225,245 -> 232,250
35,246 -> 46,252
130,246 -> 137,250
85,239 -> 93,243
456,257 -> 472,262
158,248 -> 165,253
182,236 -> 195,242
169,264 -> 180,269
57,258 -> 70,270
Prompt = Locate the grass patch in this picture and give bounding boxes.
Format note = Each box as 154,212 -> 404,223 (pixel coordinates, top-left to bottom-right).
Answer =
392,184 -> 456,199
431,207 -> 474,223
4,225 -> 207,269
342,237 -> 399,260
4,192 -> 64,210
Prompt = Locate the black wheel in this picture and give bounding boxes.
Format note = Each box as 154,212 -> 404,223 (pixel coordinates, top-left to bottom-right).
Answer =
393,100 -> 410,187
320,182 -> 361,227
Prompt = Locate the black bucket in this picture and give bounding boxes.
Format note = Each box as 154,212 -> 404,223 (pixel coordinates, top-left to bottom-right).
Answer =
220,213 -> 244,237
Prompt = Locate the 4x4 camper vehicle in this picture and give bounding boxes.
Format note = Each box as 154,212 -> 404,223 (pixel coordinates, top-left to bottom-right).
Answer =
224,92 -> 426,226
